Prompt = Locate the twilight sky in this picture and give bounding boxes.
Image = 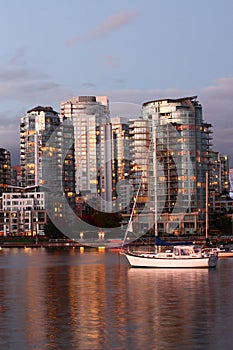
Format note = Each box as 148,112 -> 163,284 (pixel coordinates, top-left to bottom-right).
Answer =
0,0 -> 233,166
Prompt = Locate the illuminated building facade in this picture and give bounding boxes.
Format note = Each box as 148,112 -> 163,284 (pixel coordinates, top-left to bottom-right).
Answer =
20,106 -> 61,187
20,106 -> 75,197
0,148 -> 11,195
111,117 -> 131,213
220,155 -> 229,195
128,118 -> 150,214
0,188 -> 46,236
133,96 -> 213,235
230,169 -> 233,199
208,152 -> 230,227
60,96 -> 112,212
209,152 -> 229,196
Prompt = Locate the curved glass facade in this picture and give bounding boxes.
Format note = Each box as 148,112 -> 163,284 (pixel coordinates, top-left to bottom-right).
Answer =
140,97 -> 212,234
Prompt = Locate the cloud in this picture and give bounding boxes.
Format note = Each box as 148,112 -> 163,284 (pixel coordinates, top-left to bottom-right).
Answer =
0,69 -> 232,167
106,88 -> 184,104
8,47 -> 27,65
65,11 -> 138,46
0,64 -> 73,166
200,77 -> 233,165
0,110 -> 20,127
108,87 -> 183,128
202,77 -> 233,102
110,101 -> 141,118
0,68 -> 49,82
104,55 -> 121,70
80,82 -> 97,89
0,109 -> 21,165
112,79 -> 125,87
0,66 -> 72,105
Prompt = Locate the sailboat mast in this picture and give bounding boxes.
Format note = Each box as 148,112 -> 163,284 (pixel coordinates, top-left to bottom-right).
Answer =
122,184 -> 141,247
153,122 -> 158,239
205,171 -> 208,239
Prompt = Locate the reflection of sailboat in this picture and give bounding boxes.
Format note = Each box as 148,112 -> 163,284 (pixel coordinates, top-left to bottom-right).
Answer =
128,266 -> 209,279
122,133 -> 218,268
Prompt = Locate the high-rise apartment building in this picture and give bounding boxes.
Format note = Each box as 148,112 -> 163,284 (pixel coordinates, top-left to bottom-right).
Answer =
220,155 -> 229,195
208,152 -> 230,227
209,151 -> 229,196
60,96 -> 112,212
128,118 -> 150,214
111,117 -> 131,213
20,106 -> 61,187
130,96 -> 212,235
0,148 -> 11,195
20,106 -> 75,197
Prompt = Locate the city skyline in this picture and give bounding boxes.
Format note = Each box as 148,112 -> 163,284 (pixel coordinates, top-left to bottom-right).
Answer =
2,93 -> 232,168
1,95 -> 230,238
0,0 -> 233,166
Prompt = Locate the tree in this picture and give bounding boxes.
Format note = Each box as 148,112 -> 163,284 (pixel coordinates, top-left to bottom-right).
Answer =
215,215 -> 232,235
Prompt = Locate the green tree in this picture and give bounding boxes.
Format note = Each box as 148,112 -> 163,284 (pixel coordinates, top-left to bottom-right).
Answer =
215,215 -> 232,235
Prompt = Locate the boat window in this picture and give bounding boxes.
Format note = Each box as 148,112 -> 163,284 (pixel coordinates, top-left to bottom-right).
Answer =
181,249 -> 190,256
194,246 -> 201,253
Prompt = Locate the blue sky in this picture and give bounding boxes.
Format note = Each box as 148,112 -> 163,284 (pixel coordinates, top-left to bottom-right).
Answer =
0,0 -> 233,166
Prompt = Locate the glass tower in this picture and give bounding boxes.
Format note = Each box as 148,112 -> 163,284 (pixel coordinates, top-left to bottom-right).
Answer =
20,106 -> 75,198
111,117 -> 131,213
60,96 -> 111,212
140,96 -> 212,235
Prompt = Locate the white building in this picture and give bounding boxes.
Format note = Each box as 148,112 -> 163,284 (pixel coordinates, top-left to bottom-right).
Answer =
60,96 -> 112,212
128,96 -> 212,235
0,189 -> 46,236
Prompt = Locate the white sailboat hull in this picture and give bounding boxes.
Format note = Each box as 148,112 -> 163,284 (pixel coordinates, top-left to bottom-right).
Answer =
124,252 -> 218,268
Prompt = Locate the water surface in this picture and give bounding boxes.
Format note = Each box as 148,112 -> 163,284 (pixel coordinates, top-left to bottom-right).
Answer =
0,248 -> 233,350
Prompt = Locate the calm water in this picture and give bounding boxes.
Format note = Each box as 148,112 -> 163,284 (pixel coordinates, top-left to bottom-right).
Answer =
0,248 -> 233,350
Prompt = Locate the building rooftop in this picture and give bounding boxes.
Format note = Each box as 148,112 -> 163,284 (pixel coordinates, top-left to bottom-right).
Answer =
142,96 -> 198,107
27,106 -> 58,114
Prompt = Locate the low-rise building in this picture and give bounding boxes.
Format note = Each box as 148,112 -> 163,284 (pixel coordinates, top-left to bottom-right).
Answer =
0,186 -> 46,236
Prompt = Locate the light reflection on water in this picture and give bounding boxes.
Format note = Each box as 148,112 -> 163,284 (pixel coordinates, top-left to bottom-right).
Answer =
0,248 -> 233,350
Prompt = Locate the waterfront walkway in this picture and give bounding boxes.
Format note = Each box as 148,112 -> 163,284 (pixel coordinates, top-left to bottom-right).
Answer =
1,235 -> 233,249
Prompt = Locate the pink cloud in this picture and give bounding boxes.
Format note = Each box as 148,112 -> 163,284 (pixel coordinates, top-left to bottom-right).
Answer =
65,11 -> 138,46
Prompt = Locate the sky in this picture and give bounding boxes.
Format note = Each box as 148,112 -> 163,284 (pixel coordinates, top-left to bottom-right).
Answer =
0,0 -> 233,166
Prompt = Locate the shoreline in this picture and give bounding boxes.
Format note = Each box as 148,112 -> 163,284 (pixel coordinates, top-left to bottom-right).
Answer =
1,235 -> 233,250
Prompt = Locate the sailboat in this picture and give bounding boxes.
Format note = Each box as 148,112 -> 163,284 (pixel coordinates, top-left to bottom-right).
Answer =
123,204 -> 218,267
123,243 -> 218,268
122,136 -> 218,268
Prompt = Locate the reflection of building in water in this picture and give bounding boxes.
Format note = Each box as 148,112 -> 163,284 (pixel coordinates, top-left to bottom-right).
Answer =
127,268 -> 214,348
0,249 -> 48,348
68,255 -> 129,348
